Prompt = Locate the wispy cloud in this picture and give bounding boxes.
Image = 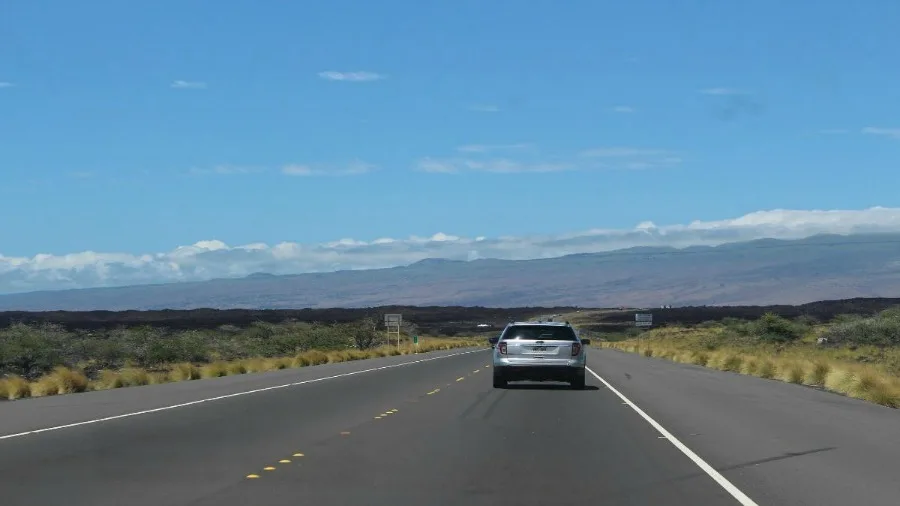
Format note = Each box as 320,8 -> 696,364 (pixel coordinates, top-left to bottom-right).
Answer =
4,206 -> 899,294
0,81 -> 14,88
611,105 -> 635,113
862,127 -> 900,140
171,80 -> 207,89
456,143 -> 532,153
468,104 -> 500,113
317,71 -> 386,82
418,145 -> 681,174
699,87 -> 749,96
282,161 -> 375,177
416,158 -> 570,174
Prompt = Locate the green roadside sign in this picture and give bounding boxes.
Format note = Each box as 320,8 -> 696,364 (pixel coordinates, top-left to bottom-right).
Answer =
413,335 -> 418,344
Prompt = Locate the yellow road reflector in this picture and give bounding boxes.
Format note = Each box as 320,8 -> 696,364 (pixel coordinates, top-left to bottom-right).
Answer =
246,474 -> 260,479
263,467 -> 276,471
293,453 -> 305,457
279,459 -> 291,463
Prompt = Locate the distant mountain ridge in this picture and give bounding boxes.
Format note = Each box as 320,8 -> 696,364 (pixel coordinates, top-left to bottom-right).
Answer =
1,232 -> 899,311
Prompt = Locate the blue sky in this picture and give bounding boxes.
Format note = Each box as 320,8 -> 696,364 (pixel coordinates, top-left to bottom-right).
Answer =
2,0 -> 900,291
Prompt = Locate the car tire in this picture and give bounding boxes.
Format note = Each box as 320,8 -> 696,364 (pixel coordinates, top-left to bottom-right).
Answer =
493,372 -> 507,388
570,371 -> 586,390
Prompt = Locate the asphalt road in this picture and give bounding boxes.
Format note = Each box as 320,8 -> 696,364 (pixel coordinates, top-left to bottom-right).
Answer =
1,347 -> 898,506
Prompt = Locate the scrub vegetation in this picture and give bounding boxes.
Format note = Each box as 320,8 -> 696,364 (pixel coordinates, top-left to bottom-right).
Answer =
592,310 -> 900,408
0,318 -> 480,400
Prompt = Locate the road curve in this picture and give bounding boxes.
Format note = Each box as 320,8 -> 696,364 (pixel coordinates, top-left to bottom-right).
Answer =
0,347 -> 897,505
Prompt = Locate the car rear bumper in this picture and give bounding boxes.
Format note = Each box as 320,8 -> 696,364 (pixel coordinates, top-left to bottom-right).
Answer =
494,364 -> 584,382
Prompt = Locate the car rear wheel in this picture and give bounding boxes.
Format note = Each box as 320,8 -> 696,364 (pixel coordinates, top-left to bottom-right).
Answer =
570,372 -> 585,390
493,371 -> 507,388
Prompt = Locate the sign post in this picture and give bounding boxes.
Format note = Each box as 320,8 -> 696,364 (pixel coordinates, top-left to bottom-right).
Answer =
384,314 -> 402,349
634,313 -> 653,327
634,313 -> 653,354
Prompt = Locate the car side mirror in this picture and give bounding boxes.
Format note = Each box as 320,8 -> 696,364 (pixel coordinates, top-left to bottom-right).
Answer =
580,338 -> 591,345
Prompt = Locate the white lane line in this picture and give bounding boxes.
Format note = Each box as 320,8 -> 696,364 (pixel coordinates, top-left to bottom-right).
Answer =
0,348 -> 488,442
586,367 -> 759,506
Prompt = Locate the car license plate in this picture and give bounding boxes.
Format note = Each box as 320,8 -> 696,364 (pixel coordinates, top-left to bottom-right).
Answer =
533,346 -> 547,351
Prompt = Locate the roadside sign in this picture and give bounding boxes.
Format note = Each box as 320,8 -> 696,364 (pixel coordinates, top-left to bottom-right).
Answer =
413,335 -> 418,344
635,313 -> 653,327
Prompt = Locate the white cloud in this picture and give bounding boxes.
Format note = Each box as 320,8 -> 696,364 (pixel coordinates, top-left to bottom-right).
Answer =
862,127 -> 900,140
317,71 -> 386,82
611,105 -> 635,113
468,104 -> 500,112
699,87 -> 749,96
3,207 -> 900,294
414,157 -> 570,174
282,161 -> 375,176
418,145 -> 680,174
0,82 -> 14,88
171,80 -> 207,89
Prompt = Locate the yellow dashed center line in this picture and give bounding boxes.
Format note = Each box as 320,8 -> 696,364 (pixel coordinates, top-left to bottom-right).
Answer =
473,369 -> 480,373
390,408 -> 398,412
375,416 -> 383,419
263,466 -> 276,471
293,453 -> 305,457
340,431 -> 351,436
279,459 -> 291,464
246,474 -> 260,479
456,377 -> 465,382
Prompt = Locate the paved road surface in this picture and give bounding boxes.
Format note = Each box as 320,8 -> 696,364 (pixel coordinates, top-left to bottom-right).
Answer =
1,347 -> 898,505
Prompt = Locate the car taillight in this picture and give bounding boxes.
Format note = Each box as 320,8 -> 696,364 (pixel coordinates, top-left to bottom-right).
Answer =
498,342 -> 507,355
572,342 -> 582,356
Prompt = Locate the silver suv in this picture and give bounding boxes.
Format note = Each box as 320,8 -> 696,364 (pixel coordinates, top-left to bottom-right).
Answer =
489,321 -> 590,389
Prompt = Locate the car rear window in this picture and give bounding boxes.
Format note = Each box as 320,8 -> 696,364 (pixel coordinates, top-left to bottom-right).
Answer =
502,325 -> 578,341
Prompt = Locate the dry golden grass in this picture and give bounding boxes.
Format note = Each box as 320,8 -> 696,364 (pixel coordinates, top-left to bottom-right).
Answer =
169,362 -> 201,381
0,337 -> 480,401
200,361 -> 230,378
30,367 -> 90,396
599,327 -> 900,409
1,375 -> 32,400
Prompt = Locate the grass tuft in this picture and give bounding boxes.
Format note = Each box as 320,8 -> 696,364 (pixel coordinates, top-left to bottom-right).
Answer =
805,361 -> 831,386
201,361 -> 230,378
169,362 -> 201,381
31,366 -> 90,396
0,375 -> 32,400
119,367 -> 151,387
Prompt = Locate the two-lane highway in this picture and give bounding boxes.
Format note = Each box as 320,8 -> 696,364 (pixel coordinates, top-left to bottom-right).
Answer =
1,347 -> 899,505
